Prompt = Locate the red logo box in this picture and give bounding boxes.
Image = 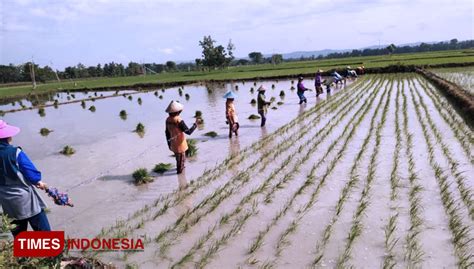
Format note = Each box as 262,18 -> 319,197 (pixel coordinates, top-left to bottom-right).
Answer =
13,231 -> 64,257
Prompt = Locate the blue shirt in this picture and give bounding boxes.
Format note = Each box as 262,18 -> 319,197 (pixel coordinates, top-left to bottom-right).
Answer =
18,151 -> 41,184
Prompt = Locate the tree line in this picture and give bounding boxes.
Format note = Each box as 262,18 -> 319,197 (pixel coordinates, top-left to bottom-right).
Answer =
1,38 -> 471,84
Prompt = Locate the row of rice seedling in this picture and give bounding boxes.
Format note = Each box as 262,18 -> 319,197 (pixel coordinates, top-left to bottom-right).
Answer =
409,79 -> 473,218
167,79 -> 382,267
407,81 -> 473,268
400,78 -> 424,267
382,79 -> 403,269
416,77 -> 473,161
157,80 -> 375,260
310,79 -> 393,267
335,78 -> 393,268
97,78 -> 369,241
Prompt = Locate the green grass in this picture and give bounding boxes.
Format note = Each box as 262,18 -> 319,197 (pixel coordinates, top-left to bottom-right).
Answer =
204,131 -> 218,138
132,168 -> 154,185
1,50 -> 473,99
60,145 -> 76,156
39,128 -> 52,136
153,163 -> 173,174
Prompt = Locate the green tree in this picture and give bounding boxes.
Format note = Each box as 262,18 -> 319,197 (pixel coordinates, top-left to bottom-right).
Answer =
248,52 -> 263,64
166,61 -> 177,71
386,44 -> 396,55
198,35 -> 229,69
271,54 -> 283,65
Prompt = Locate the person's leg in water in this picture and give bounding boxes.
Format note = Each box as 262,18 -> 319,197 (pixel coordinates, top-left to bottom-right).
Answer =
259,111 -> 266,127
176,153 -> 186,174
233,123 -> 239,136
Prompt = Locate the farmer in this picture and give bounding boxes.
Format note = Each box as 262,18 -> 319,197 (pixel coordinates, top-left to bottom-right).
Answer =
314,70 -> 324,97
296,76 -> 310,104
257,86 -> 271,127
224,91 -> 239,138
165,101 -> 198,174
0,120 -> 51,237
346,66 -> 358,78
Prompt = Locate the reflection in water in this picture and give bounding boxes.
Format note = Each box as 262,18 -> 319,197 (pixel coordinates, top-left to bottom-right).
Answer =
298,103 -> 306,116
228,136 -> 241,158
177,171 -> 188,190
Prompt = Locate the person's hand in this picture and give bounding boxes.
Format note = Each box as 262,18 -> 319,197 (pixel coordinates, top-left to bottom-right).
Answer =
36,181 -> 47,190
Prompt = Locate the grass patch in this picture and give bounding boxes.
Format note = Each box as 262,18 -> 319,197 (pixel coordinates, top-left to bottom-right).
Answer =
135,123 -> 145,136
38,107 -> 45,117
89,105 -> 96,112
153,163 -> 173,174
248,114 -> 261,120
132,168 -> 154,185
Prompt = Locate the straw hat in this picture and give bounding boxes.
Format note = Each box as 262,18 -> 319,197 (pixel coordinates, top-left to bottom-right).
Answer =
318,69 -> 324,73
223,91 -> 237,99
0,120 -> 20,139
346,66 -> 351,69
165,100 -> 184,113
257,86 -> 267,92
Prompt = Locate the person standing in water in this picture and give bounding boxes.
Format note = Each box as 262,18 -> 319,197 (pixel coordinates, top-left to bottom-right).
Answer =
224,91 -> 239,138
0,120 -> 51,237
314,70 -> 324,97
165,101 -> 198,174
257,86 -> 271,127
297,76 -> 310,104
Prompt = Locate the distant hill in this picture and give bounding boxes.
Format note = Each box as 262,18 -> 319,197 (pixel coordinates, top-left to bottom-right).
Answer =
268,42 -> 432,60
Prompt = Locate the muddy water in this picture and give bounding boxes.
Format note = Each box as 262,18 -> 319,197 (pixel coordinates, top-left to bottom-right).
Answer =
0,78 -> 346,238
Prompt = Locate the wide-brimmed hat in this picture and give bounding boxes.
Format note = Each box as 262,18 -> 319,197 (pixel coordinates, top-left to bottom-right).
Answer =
223,91 -> 237,99
0,120 -> 20,139
346,66 -> 351,69
257,86 -> 267,92
317,69 -> 324,73
165,100 -> 184,113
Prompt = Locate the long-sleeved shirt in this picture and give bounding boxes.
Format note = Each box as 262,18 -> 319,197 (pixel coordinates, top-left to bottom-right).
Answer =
315,74 -> 322,86
297,81 -> 308,93
18,151 -> 41,184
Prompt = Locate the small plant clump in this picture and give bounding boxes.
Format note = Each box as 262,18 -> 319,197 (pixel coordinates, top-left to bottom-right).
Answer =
119,110 -> 127,120
185,93 -> 190,100
250,87 -> 255,93
194,110 -> 203,118
204,131 -> 218,138
89,106 -> 96,112
60,145 -> 76,156
235,85 -> 239,90
248,114 -> 261,120
135,123 -> 145,134
153,163 -> 173,174
290,86 -> 295,90
38,108 -> 46,117
81,100 -> 86,108
269,97 -> 276,102
277,101 -> 284,105
272,84 -> 275,89
132,168 -> 154,185
250,99 -> 257,105
39,128 -> 52,136
128,95 -> 133,101
137,97 -> 142,105
178,88 -> 183,96
159,95 -> 164,99
186,139 -> 198,157
271,106 -> 278,110
280,90 -> 285,97
154,91 -> 159,96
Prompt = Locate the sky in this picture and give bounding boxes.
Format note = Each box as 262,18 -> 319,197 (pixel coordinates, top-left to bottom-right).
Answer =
1,0 -> 473,69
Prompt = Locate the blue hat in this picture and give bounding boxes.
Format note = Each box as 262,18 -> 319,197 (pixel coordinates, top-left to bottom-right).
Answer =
223,91 -> 237,99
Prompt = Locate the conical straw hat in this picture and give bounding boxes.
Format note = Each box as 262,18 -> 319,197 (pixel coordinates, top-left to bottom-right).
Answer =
257,86 -> 267,92
223,91 -> 237,99
165,100 -> 184,113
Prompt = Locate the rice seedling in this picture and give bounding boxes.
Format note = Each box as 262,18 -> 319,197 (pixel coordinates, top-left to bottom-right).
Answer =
38,107 -> 45,117
248,114 -> 260,120
159,95 -> 163,99
119,110 -> 127,120
128,95 -> 133,101
271,84 -> 275,89
60,145 -> 76,156
250,98 -> 256,105
39,128 -> 52,136
194,110 -> 202,118
137,97 -> 142,105
132,168 -> 153,185
53,100 -> 59,109
279,90 -> 285,97
153,163 -> 173,174
185,93 -> 190,100
186,139 -> 198,157
135,123 -> 145,136
204,131 -> 218,138
154,91 -> 158,96
269,97 -> 276,102
250,87 -> 255,93
178,88 -> 183,96
88,105 -> 96,112
81,100 -> 86,108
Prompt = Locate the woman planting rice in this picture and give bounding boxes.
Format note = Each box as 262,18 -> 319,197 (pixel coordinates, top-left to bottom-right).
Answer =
314,69 -> 324,97
257,86 -> 272,127
0,120 -> 51,237
297,76 -> 310,104
224,91 -> 239,138
165,101 -> 199,174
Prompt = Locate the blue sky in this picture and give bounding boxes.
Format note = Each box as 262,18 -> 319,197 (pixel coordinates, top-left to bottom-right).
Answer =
1,0 -> 473,69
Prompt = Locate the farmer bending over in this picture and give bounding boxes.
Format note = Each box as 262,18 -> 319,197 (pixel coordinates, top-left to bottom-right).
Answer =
0,120 -> 51,237
165,101 -> 198,174
314,69 -> 324,97
257,86 -> 271,127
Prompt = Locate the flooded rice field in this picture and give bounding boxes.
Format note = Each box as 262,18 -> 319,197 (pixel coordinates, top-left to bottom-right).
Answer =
2,74 -> 473,268
432,66 -> 474,95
